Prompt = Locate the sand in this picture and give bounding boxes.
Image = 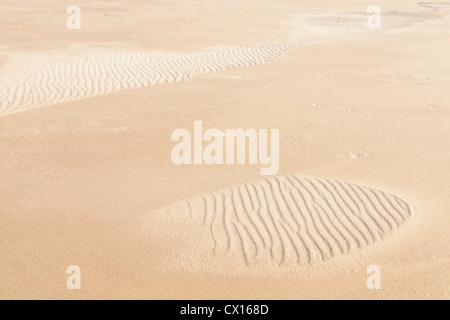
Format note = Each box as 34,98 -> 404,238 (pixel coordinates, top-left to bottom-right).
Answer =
152,175 -> 412,270
0,0 -> 449,299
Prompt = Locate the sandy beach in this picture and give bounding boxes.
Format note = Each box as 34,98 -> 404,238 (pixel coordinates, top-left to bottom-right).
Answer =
0,0 -> 449,299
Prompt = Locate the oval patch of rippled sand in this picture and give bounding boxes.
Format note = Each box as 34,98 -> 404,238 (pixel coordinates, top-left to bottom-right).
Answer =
149,175 -> 412,268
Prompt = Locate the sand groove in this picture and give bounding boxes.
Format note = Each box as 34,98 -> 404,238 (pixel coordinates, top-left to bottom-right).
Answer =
177,175 -> 412,266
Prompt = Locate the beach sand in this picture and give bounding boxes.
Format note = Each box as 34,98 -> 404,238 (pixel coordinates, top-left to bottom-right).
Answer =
0,0 -> 449,299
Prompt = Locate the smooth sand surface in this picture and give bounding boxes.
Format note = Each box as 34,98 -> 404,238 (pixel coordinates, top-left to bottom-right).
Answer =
0,0 -> 449,299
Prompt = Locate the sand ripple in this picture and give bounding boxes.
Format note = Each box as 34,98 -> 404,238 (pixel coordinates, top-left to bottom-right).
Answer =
0,8 -> 445,116
160,175 -> 412,266
0,44 -> 295,116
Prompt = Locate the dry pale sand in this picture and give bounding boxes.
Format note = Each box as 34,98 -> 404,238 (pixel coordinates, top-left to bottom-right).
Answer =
0,0 -> 449,299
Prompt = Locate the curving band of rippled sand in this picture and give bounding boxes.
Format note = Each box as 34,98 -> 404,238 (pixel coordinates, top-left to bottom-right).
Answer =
0,9 -> 445,116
